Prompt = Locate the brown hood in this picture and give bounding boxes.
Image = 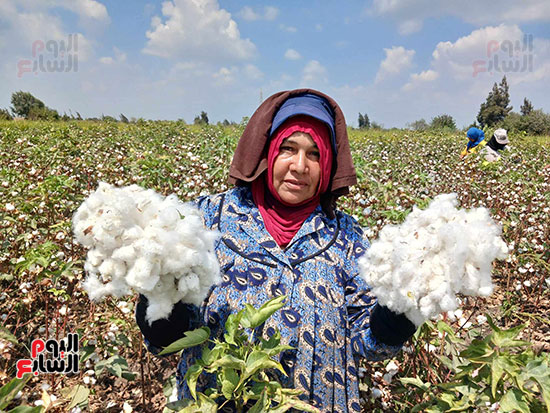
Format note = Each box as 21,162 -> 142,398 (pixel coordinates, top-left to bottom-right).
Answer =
228,88 -> 357,202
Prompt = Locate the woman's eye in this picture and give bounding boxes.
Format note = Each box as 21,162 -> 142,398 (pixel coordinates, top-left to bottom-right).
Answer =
309,151 -> 320,160
280,146 -> 293,152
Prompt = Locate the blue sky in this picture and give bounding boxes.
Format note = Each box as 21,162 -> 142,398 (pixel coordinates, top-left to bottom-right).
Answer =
1,0 -> 549,128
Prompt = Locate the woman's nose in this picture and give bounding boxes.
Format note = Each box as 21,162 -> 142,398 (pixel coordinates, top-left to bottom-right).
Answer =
290,151 -> 307,173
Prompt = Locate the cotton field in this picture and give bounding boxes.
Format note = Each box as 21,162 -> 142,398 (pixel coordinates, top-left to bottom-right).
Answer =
0,121 -> 548,412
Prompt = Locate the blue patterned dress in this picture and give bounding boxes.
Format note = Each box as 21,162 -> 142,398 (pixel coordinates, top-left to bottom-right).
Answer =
173,186 -> 401,412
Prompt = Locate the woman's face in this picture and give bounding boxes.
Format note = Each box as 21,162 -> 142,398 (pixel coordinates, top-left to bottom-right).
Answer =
272,131 -> 321,204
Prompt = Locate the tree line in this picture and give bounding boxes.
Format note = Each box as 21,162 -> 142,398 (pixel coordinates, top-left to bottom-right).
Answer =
3,87 -> 550,135
356,75 -> 549,135
0,91 -> 238,126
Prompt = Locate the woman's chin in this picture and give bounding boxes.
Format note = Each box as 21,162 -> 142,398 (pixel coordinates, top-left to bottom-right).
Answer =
279,191 -> 311,205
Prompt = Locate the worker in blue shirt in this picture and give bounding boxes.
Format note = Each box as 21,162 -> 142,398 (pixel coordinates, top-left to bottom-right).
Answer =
460,127 -> 486,159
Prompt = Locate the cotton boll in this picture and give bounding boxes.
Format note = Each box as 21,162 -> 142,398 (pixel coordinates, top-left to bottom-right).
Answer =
112,245 -> 136,262
73,182 -> 221,322
360,193 -> 508,327
122,226 -> 143,242
82,276 -> 112,301
98,259 -> 116,277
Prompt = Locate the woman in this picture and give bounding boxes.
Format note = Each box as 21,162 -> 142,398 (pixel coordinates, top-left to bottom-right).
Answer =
460,127 -> 486,159
136,89 -> 416,412
480,128 -> 509,162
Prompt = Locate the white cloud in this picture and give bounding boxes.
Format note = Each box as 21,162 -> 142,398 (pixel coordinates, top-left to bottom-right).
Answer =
375,46 -> 415,83
212,63 -> 263,85
238,5 -> 279,21
99,47 -> 127,65
239,6 -> 259,21
370,0 -> 550,34
301,60 -> 328,86
397,25 -> 550,125
63,0 -> 109,22
213,66 -> 237,85
243,64 -> 263,80
398,19 -> 422,35
284,49 -> 301,60
402,69 -> 438,91
263,6 -> 279,21
0,3 -> 94,62
143,0 -> 256,62
279,24 -> 297,33
1,0 -> 109,24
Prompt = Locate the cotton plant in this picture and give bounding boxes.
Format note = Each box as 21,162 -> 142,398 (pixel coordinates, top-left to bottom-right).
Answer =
359,193 -> 508,327
72,182 -> 220,323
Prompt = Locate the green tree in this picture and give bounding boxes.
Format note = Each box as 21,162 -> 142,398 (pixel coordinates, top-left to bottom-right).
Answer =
0,108 -> 13,120
358,112 -> 370,129
371,121 -> 383,130
10,91 -> 46,118
409,119 -> 429,131
430,114 -> 456,130
522,109 -> 550,135
27,106 -> 59,121
476,76 -> 513,127
520,97 -> 533,116
101,114 -> 117,122
194,111 -> 209,125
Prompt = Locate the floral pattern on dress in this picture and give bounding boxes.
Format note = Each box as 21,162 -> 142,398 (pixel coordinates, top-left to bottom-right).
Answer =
171,186 -> 401,413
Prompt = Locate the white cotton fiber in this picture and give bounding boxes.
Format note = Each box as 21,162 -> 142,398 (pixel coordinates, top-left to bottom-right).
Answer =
72,182 -> 221,323
359,193 -> 508,327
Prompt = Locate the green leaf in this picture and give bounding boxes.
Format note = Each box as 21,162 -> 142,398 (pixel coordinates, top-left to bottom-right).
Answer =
261,329 -> 281,349
94,355 -> 135,379
122,371 -> 137,381
459,339 -> 494,361
184,364 -> 203,400
270,398 -> 321,413
247,388 -> 269,413
224,312 -> 243,346
491,357 -> 507,398
79,345 -> 96,363
500,388 -> 531,413
201,346 -> 223,366
162,376 -> 178,400
221,368 -> 239,400
208,354 -> 246,371
196,393 -> 218,413
0,375 -> 32,410
61,384 -> 89,409
164,399 -> 192,412
488,318 -> 530,348
264,344 -> 294,358
0,326 -> 18,345
244,350 -> 286,380
521,359 -> 550,412
399,376 -> 431,391
241,295 -> 286,329
492,326 -> 531,348
159,327 -> 211,355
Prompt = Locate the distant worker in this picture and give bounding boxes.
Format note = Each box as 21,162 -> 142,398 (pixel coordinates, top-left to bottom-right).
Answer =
480,128 -> 509,162
460,127 -> 485,159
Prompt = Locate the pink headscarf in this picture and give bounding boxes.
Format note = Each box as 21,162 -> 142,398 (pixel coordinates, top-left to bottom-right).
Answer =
252,115 -> 333,248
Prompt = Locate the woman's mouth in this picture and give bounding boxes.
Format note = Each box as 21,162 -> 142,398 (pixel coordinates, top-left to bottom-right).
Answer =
284,179 -> 307,190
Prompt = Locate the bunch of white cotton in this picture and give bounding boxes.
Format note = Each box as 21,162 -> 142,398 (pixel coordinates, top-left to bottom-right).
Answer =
72,182 -> 220,324
359,193 -> 508,327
